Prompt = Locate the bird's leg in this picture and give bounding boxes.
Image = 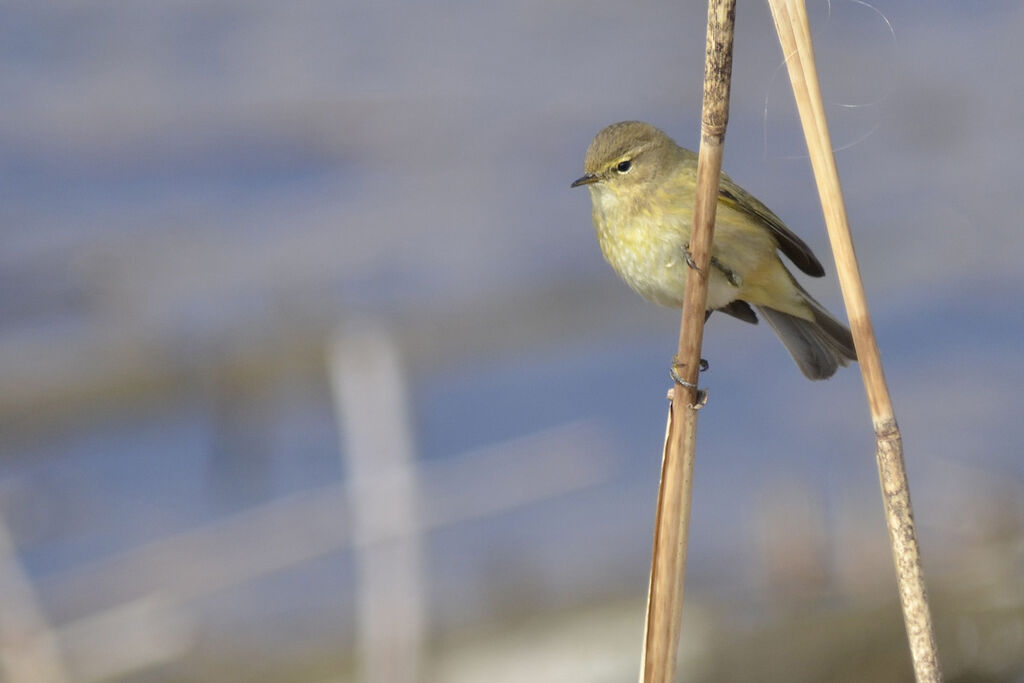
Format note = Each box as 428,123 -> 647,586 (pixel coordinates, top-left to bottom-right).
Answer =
669,355 -> 709,407
682,242 -> 700,271
671,355 -> 709,378
683,243 -> 742,288
676,246 -> 712,406
710,256 -> 743,287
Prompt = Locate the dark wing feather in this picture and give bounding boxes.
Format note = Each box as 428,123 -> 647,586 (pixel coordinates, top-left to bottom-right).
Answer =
716,300 -> 758,325
717,176 -> 825,278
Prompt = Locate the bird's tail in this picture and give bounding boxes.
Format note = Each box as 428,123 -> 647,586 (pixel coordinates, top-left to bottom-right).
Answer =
755,284 -> 856,380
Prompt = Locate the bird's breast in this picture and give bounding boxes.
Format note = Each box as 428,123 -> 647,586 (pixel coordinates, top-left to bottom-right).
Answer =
588,184 -> 740,310
591,187 -> 693,307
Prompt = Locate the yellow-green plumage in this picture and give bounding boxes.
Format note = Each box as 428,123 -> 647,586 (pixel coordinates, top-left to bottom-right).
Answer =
572,121 -> 856,379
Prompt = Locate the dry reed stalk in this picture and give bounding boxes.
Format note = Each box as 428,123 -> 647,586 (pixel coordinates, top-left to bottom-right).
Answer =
639,2 -> 736,681
767,1 -> 942,680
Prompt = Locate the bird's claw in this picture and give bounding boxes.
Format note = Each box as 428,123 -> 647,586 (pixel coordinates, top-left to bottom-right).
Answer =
684,242 -> 742,287
669,356 -> 709,407
710,256 -> 743,287
682,243 -> 700,272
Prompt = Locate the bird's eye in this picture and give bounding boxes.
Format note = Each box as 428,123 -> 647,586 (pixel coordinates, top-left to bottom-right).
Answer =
616,160 -> 632,174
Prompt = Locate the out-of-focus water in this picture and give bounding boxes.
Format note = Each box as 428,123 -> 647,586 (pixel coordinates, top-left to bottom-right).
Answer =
0,1 -> 1022,678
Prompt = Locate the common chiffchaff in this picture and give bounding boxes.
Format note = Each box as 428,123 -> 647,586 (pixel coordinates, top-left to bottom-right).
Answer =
572,121 -> 855,379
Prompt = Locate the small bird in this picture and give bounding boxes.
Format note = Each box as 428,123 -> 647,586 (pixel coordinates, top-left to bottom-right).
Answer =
572,121 -> 856,379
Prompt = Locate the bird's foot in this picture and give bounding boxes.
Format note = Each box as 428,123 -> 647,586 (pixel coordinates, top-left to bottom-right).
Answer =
668,356 -> 709,407
710,256 -> 743,287
683,243 -> 742,288
682,243 -> 701,272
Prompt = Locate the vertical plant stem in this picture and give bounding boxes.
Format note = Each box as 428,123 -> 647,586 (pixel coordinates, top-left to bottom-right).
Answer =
639,2 -> 736,681
766,1 -> 942,680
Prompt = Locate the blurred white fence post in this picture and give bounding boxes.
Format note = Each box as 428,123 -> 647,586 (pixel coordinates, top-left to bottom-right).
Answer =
0,516 -> 69,683
328,323 -> 424,683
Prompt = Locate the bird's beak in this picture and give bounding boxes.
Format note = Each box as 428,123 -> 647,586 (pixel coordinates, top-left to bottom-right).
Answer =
570,173 -> 599,188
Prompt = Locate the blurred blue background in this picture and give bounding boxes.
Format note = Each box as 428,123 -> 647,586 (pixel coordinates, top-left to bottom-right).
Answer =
0,1 -> 1021,681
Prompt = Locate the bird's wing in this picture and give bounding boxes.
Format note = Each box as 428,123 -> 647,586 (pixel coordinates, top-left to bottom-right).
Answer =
716,300 -> 758,325
717,175 -> 825,278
